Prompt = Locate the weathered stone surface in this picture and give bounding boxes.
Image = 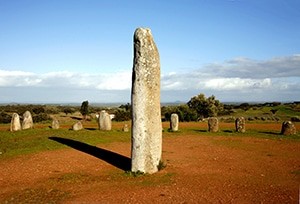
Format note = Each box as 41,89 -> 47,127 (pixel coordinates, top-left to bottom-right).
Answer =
122,124 -> 129,132
208,117 -> 219,133
22,111 -> 33,130
72,121 -> 83,131
235,117 -> 246,133
131,28 -> 162,174
281,121 -> 297,135
170,113 -> 179,131
10,113 -> 21,132
98,110 -> 112,131
51,118 -> 60,129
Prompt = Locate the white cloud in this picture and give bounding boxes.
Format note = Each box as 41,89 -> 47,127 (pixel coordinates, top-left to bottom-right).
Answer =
95,71 -> 131,90
1,54 -> 300,102
0,70 -> 37,86
202,54 -> 300,78
203,78 -> 272,90
0,69 -> 131,90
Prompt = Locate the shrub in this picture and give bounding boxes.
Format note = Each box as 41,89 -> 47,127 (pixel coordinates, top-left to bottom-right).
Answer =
247,117 -> 255,121
114,109 -> 131,121
32,106 -> 45,114
44,106 -> 60,114
33,113 -> 51,123
63,107 -> 75,115
239,103 -> 250,111
0,112 -> 11,124
291,116 -> 300,122
163,105 -> 198,122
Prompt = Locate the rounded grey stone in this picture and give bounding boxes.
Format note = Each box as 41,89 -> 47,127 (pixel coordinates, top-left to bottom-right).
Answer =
22,111 -> 33,130
170,113 -> 179,131
208,117 -> 219,133
10,113 -> 21,132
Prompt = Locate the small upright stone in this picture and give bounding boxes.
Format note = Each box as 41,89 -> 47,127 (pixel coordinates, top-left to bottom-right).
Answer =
122,124 -> 129,132
22,111 -> 33,130
235,117 -> 246,133
51,118 -> 60,129
98,110 -> 112,131
10,113 -> 21,132
208,117 -> 219,132
170,113 -> 179,131
72,121 -> 83,131
131,28 -> 162,174
281,121 -> 297,135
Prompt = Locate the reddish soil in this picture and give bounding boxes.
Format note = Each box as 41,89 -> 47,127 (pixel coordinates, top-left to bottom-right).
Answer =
1,122 -> 300,203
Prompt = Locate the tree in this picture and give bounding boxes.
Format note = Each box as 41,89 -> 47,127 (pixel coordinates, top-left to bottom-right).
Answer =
114,103 -> 132,121
239,103 -> 250,111
80,100 -> 89,120
119,103 -> 131,112
187,93 -> 223,118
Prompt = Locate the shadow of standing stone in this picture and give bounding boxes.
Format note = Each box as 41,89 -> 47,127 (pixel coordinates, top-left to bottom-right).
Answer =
49,137 -> 131,171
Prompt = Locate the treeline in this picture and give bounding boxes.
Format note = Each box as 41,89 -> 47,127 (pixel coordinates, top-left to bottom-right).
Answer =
0,103 -> 132,124
1,95 -> 299,124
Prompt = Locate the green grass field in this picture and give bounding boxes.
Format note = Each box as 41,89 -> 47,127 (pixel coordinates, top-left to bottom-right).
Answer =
0,122 -> 131,159
1,120 -> 299,161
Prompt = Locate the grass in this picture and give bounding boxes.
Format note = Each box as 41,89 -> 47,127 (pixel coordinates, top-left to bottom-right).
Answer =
0,123 -> 131,159
0,120 -> 299,160
229,104 -> 300,121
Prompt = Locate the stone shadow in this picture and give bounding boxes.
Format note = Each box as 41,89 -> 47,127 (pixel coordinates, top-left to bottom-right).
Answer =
85,128 -> 98,131
70,116 -> 82,121
193,129 -> 207,133
49,136 -> 131,171
258,131 -> 280,136
223,130 -> 234,133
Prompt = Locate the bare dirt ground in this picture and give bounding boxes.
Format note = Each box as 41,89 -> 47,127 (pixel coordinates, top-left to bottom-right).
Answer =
1,122 -> 300,203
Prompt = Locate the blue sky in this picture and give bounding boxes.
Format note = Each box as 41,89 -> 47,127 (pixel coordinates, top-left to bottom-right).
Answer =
0,0 -> 300,103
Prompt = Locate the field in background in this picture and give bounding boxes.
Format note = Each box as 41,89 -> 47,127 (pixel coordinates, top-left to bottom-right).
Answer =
1,112 -> 300,160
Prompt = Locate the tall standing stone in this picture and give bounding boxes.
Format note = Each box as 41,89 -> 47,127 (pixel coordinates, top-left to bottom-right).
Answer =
10,113 -> 21,132
281,121 -> 297,135
98,110 -> 112,131
208,117 -> 219,133
131,28 -> 162,174
170,113 -> 179,131
235,117 -> 246,133
22,111 -> 33,130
